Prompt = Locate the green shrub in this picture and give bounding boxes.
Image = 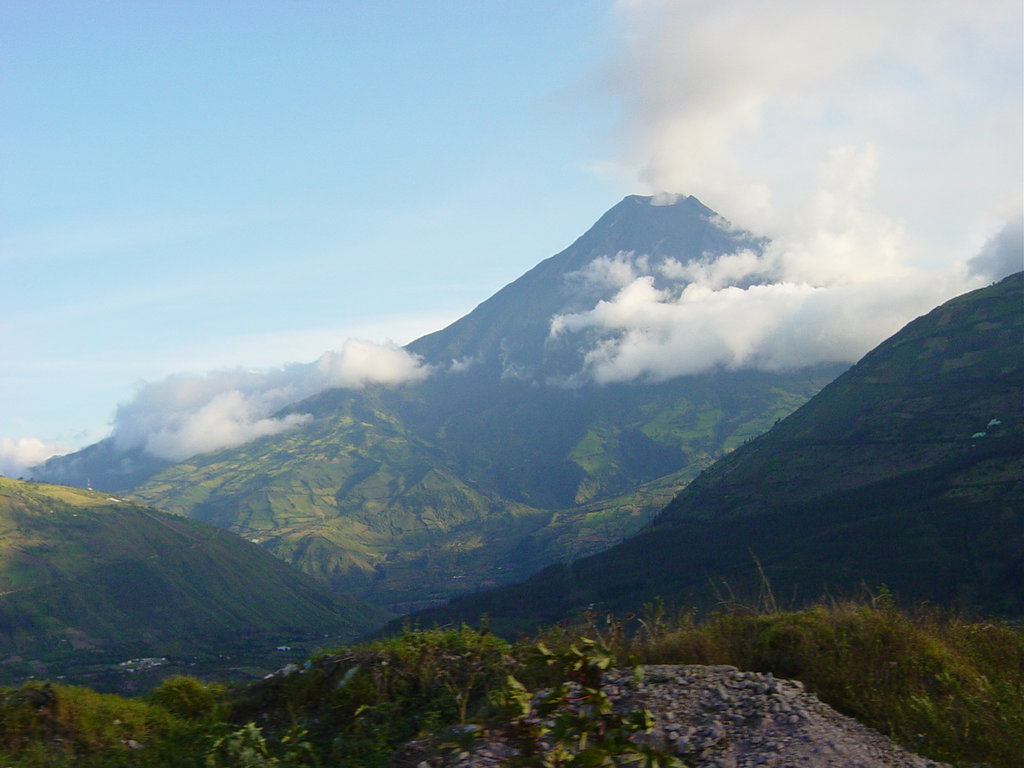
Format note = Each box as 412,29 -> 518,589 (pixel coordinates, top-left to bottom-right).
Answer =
224,623 -> 510,767
0,680 -> 199,767
203,722 -> 279,768
149,675 -> 228,723
366,623 -> 511,722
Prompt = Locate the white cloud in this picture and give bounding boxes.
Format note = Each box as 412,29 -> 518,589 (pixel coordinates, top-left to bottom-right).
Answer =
658,248 -> 767,290
607,0 -> 1022,259
552,0 -> 1021,384
110,340 -> 429,462
967,215 -> 1024,282
448,356 -> 478,374
552,266 -> 981,384
315,339 -> 431,389
136,392 -> 314,462
565,252 -> 649,292
0,437 -> 68,478
772,145 -> 913,285
550,148 -> 1008,382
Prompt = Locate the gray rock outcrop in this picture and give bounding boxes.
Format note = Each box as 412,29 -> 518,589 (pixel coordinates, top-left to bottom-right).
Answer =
437,664 -> 951,768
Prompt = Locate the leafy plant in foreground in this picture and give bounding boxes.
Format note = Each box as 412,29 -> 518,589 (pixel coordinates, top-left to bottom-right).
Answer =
485,637 -> 682,767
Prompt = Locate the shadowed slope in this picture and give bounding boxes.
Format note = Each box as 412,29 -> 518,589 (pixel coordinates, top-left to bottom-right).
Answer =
409,273 -> 1024,631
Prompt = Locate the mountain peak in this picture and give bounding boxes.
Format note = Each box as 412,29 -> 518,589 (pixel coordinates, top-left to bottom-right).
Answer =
615,192 -> 710,209
406,194 -> 763,378
568,193 -> 741,261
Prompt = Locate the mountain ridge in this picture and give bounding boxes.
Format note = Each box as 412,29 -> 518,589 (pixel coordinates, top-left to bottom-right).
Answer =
405,272 -> 1024,630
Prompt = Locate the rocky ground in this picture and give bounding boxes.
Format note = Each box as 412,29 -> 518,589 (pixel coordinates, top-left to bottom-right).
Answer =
397,664 -> 952,768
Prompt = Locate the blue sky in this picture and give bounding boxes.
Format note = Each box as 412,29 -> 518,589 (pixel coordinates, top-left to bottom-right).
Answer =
2,2 -> 621,449
2,1 -> 1021,474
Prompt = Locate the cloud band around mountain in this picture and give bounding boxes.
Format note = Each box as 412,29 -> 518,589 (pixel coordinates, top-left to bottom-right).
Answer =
109,340 -> 429,462
550,199 -> 1019,385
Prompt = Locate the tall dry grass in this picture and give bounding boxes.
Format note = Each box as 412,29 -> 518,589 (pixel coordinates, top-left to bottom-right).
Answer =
536,595 -> 1024,767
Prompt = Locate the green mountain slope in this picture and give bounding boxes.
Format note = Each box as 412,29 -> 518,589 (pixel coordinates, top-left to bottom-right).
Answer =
44,196 -> 843,612
130,366 -> 837,612
409,273 -> 1024,630
0,478 -> 387,685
